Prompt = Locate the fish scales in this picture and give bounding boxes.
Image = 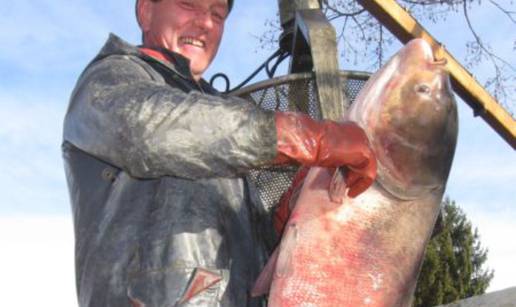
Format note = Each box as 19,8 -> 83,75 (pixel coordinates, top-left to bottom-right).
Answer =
255,39 -> 458,306
271,168 -> 439,306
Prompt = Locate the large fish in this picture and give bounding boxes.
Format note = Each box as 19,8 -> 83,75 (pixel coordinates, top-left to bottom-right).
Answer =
254,39 -> 458,306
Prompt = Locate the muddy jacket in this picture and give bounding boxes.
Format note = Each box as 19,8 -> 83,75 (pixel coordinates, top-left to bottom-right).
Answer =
63,34 -> 278,306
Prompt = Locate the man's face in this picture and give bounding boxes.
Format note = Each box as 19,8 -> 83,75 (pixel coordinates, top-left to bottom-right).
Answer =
139,0 -> 228,80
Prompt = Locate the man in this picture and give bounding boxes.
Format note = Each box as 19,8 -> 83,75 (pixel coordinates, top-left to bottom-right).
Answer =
62,0 -> 376,305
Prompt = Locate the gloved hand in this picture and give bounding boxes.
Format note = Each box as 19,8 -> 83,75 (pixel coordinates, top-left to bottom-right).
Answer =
273,112 -> 377,198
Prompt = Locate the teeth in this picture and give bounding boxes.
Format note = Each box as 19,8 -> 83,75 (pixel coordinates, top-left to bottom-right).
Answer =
181,37 -> 205,48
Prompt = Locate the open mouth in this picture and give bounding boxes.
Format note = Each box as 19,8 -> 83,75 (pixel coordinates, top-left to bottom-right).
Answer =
180,36 -> 205,48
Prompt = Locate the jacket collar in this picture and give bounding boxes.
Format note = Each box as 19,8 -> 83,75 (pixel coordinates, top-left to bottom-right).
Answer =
94,33 -> 198,83
136,46 -> 216,93
137,46 -> 194,81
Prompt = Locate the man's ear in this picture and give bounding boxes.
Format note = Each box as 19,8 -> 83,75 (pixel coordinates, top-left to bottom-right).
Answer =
136,0 -> 153,32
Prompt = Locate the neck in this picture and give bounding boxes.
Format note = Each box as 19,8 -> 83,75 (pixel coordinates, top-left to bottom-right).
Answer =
139,45 -> 203,82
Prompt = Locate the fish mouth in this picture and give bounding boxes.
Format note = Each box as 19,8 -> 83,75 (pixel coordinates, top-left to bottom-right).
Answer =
180,36 -> 206,49
406,39 -> 449,69
432,57 -> 447,66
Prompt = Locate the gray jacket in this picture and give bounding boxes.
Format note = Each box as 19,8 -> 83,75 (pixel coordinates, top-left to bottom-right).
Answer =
63,34 -> 278,306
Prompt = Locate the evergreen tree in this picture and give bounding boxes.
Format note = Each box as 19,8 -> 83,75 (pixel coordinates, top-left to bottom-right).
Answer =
413,198 -> 494,306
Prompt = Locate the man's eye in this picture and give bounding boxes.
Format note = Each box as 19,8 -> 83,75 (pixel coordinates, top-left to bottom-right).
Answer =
178,1 -> 195,10
212,12 -> 224,23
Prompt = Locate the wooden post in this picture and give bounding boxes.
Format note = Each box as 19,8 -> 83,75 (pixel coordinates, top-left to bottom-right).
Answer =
277,0 -> 348,121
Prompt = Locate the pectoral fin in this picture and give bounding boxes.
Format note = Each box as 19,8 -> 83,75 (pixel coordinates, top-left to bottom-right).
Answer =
252,247 -> 280,297
329,167 -> 348,203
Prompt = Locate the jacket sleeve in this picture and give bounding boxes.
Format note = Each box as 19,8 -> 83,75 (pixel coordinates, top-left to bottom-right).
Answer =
63,54 -> 277,179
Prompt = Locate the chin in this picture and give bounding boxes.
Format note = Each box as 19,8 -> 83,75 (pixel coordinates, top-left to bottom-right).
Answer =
191,62 -> 209,76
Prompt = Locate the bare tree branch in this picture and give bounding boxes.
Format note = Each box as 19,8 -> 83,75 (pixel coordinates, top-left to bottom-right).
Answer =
462,0 -> 515,104
463,1 -> 515,71
489,0 -> 516,23
323,0 -> 365,17
255,0 -> 515,115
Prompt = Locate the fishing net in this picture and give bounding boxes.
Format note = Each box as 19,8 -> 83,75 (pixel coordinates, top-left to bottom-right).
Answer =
232,71 -> 370,212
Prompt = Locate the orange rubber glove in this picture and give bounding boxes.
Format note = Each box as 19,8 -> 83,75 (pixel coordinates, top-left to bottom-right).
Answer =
273,112 -> 377,199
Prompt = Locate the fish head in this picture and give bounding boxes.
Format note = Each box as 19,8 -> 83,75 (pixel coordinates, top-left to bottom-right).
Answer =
348,39 -> 458,200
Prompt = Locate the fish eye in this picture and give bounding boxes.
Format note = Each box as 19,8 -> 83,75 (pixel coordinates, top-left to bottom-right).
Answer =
415,84 -> 431,95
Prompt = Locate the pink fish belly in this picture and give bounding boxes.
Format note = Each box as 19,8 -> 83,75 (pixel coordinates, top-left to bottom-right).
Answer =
269,167 -> 431,307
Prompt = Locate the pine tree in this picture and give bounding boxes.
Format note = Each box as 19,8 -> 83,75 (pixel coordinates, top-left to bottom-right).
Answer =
413,198 -> 494,306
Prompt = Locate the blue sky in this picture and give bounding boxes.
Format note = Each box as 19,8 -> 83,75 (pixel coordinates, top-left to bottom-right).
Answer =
0,0 -> 514,305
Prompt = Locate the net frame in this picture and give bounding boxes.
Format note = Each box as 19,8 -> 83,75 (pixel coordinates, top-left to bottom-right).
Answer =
232,71 -> 371,212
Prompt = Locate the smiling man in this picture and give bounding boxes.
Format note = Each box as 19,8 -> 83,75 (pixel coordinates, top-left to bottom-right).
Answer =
62,0 -> 376,306
137,0 -> 228,80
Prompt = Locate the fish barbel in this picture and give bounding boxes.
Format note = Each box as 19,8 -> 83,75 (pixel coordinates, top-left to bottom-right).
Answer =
254,39 -> 458,306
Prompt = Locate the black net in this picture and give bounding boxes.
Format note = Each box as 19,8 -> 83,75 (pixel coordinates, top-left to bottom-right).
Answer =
233,71 -> 370,212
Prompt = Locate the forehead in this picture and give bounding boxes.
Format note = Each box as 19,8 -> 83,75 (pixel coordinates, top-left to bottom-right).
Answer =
182,0 -> 228,8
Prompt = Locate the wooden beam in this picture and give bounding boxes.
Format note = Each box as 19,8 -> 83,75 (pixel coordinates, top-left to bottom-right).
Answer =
357,0 -> 516,149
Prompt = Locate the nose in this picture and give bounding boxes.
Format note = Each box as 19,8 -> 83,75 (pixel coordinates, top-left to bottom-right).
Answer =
195,10 -> 215,30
